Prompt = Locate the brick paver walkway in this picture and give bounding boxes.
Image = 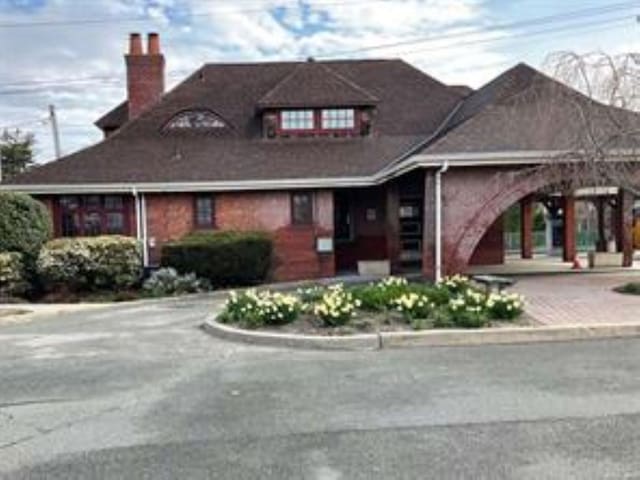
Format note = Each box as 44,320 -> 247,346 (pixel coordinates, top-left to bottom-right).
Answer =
511,272 -> 640,325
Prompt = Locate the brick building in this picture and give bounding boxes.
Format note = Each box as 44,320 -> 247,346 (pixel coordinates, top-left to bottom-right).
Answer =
3,33 -> 638,281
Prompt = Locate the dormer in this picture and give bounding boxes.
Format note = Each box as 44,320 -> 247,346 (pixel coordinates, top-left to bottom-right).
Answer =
257,60 -> 378,139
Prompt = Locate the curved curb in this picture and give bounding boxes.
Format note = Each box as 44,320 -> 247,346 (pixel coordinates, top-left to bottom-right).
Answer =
201,315 -> 380,351
202,315 -> 640,350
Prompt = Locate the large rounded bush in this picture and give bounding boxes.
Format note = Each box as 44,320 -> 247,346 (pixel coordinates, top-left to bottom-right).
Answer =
37,235 -> 142,291
0,252 -> 28,297
161,231 -> 272,287
0,193 -> 51,260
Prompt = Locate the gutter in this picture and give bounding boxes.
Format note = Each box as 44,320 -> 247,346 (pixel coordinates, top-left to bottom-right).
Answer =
2,150 -> 638,195
434,160 -> 449,283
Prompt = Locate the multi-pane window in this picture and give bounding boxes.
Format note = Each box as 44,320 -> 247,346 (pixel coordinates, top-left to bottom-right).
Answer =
164,110 -> 226,130
321,109 -> 355,130
195,195 -> 215,228
58,195 -> 128,237
291,192 -> 313,225
280,110 -> 314,131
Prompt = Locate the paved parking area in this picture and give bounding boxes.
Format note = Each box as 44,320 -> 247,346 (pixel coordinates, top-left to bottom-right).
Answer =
511,272 -> 640,325
4,297 -> 640,478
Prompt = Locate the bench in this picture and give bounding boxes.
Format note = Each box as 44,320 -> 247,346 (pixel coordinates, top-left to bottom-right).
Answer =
472,274 -> 515,294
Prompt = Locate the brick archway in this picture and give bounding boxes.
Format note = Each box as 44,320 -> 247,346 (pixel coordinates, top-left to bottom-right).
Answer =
441,167 -> 551,274
439,165 -> 637,275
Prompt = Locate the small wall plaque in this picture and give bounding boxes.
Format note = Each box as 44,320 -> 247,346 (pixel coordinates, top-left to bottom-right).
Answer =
366,208 -> 377,221
316,237 -> 334,253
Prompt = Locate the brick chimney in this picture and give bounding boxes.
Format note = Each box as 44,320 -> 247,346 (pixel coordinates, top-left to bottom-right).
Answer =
125,32 -> 165,120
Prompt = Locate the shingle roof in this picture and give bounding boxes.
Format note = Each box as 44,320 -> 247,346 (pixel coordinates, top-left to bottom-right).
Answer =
8,59 -> 462,185
425,63 -> 640,154
94,100 -> 128,129
256,61 -> 379,108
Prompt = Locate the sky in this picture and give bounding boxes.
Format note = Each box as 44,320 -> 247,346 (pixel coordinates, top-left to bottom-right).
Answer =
0,0 -> 639,162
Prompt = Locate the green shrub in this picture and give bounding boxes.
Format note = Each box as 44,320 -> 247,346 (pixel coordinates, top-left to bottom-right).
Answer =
313,285 -> 361,327
37,235 -> 142,291
296,285 -> 327,303
0,252 -> 28,297
142,267 -> 209,297
486,292 -> 524,321
448,289 -> 489,328
350,276 -> 411,311
220,289 -> 301,329
0,193 -> 51,262
391,292 -> 435,321
614,283 -> 640,295
437,274 -> 473,295
161,231 -> 272,288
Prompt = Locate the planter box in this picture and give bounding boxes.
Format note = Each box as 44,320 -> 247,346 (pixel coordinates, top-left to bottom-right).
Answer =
588,251 -> 623,268
357,260 -> 390,276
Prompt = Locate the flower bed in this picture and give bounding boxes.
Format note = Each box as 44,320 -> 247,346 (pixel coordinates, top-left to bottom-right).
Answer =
218,276 -> 527,335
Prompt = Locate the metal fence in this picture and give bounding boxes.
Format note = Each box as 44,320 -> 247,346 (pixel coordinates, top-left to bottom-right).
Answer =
504,231 -> 598,253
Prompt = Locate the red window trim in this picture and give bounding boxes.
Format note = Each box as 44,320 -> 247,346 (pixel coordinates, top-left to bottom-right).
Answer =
55,195 -> 132,237
194,194 -> 216,230
276,108 -> 361,136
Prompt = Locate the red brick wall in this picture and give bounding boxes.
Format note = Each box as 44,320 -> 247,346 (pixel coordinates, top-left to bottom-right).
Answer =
145,190 -> 335,281
145,193 -> 194,263
469,215 -> 505,265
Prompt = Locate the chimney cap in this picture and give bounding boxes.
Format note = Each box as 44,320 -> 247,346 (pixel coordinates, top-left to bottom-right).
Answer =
147,32 -> 161,55
129,32 -> 143,55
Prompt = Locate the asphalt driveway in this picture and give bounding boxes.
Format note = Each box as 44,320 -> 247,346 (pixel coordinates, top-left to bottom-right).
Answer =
2,296 -> 640,478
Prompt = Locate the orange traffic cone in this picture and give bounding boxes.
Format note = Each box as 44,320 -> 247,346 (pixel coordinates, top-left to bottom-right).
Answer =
571,255 -> 582,270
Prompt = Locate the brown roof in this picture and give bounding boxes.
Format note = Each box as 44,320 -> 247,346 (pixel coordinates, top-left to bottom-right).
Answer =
8,59 -> 462,185
94,100 -> 128,130
425,63 -> 640,154
257,61 -> 379,109
11,60 -> 637,188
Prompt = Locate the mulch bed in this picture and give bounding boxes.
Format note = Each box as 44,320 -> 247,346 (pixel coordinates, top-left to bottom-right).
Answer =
258,311 -> 536,336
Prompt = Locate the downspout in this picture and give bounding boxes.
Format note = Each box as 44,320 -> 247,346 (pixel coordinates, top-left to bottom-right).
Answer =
434,160 -> 449,283
141,193 -> 149,267
132,187 -> 141,241
132,186 -> 149,268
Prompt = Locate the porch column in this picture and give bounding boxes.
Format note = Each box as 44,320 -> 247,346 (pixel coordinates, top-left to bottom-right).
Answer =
385,181 -> 401,273
595,197 -> 607,252
616,189 -> 634,267
422,170 -> 436,280
562,194 -> 576,262
520,195 -> 534,259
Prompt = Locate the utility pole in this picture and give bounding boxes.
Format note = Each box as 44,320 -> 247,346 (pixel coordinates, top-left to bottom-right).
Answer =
49,104 -> 61,159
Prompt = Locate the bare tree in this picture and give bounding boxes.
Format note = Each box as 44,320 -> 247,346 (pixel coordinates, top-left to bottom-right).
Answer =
534,51 -> 640,194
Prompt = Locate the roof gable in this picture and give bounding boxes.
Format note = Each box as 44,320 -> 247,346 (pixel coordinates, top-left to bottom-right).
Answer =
426,62 -> 640,154
256,61 -> 379,109
95,100 -> 128,129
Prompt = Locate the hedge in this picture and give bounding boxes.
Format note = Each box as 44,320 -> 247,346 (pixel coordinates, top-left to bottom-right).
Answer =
37,235 -> 142,291
0,252 -> 28,297
161,231 -> 272,287
0,193 -> 51,261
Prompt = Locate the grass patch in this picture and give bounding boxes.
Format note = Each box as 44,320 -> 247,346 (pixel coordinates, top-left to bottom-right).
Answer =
614,283 -> 640,295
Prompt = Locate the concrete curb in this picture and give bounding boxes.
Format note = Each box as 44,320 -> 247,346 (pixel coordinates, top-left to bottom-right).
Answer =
379,323 -> 640,348
201,316 -> 380,351
201,315 -> 640,350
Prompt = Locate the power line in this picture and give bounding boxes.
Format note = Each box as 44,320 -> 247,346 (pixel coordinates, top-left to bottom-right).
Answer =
0,117 -> 49,130
0,3 -> 636,96
315,1 -> 640,57
0,0 -> 377,29
398,14 -> 634,57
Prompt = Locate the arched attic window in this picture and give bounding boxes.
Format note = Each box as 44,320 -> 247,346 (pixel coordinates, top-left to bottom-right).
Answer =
162,109 -> 228,132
